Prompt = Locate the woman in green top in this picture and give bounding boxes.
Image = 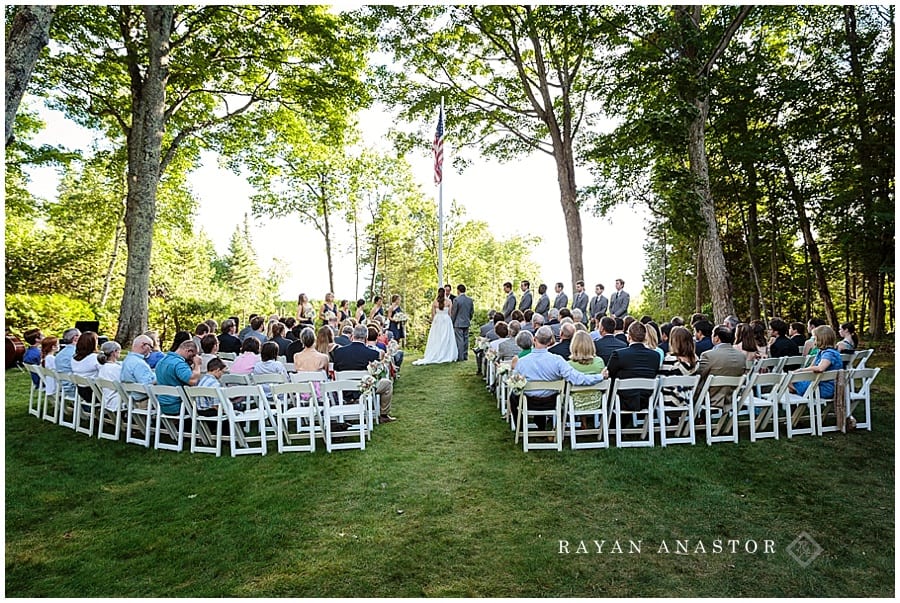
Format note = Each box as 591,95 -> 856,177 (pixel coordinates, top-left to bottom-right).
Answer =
567,330 -> 606,413
510,330 -> 533,371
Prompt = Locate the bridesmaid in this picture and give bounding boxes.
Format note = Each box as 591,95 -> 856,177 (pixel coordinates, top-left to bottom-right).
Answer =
296,293 -> 314,328
338,299 -> 351,323
319,292 -> 337,326
368,296 -> 385,322
387,294 -> 405,346
355,299 -> 367,325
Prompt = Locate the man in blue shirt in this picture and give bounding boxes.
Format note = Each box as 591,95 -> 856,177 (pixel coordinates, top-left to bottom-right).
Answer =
154,340 -> 202,414
22,328 -> 43,386
54,328 -> 81,397
120,334 -> 157,402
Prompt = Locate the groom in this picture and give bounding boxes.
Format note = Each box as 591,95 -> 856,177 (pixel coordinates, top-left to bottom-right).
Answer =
450,284 -> 474,361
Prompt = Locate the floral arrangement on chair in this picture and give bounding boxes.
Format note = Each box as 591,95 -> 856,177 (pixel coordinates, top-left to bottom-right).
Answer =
507,373 -> 527,396
484,348 -> 497,363
474,337 -> 490,352
496,363 -> 511,376
386,340 -> 400,356
392,311 -> 409,323
358,375 -> 376,394
367,360 -> 387,379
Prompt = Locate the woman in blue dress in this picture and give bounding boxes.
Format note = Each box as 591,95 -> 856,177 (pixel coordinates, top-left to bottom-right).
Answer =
790,325 -> 842,397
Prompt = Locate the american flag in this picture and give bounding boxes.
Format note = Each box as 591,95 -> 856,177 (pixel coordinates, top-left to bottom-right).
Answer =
433,106 -> 444,185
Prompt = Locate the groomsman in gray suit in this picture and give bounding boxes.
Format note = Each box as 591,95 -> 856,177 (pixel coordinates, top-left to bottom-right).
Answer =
451,284 -> 474,361
590,283 -> 609,320
534,284 -> 550,319
553,282 -> 568,310
501,281 -> 516,319
609,278 -> 630,318
572,280 -> 589,324
518,280 -> 532,312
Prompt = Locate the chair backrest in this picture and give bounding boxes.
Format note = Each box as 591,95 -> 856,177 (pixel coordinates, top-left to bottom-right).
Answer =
852,349 -> 873,369
184,386 -> 226,414
218,352 -> 236,361
695,373 -> 745,403
282,362 -> 295,373
25,363 -> 42,383
815,370 -> 840,399
522,379 -> 567,395
291,370 -> 329,384
840,352 -> 856,367
120,381 -> 149,401
220,374 -> 251,387
148,384 -> 189,414
568,380 -> 610,395
271,382 -> 317,411
334,370 -> 369,382
753,356 -> 786,374
277,355 -> 287,364
782,355 -> 811,371
320,379 -> 361,405
250,373 -> 286,386
611,377 -> 659,392
95,377 -> 126,402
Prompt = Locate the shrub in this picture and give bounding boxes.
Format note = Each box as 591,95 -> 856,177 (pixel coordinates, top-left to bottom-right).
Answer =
5,294 -> 97,337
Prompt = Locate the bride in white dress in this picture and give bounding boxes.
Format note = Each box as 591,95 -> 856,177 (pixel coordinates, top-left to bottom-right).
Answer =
413,288 -> 458,365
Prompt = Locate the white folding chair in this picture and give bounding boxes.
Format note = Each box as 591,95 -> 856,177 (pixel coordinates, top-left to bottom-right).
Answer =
565,380 -> 610,449
283,362 -> 296,373
121,382 -> 154,447
25,364 -> 44,418
845,367 -> 880,431
334,370 -> 377,436
219,385 -> 272,456
319,380 -> 367,452
72,374 -> 101,437
851,349 -> 873,369
779,371 -> 821,438
782,355 -> 813,372
95,377 -> 127,441
148,384 -> 190,452
608,378 -> 659,448
693,374 -> 746,445
737,372 -> 787,442
39,366 -> 61,423
218,352 -> 236,361
220,373 -> 251,386
515,380 -> 566,452
271,382 -> 318,453
656,375 -> 701,446
812,370 -> 843,435
55,372 -> 79,430
183,386 -> 226,456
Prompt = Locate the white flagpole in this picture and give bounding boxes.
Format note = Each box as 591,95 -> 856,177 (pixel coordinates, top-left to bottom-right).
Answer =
437,96 -> 444,292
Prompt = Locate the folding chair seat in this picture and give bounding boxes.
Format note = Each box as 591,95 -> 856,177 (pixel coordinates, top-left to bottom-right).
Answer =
565,380 -> 610,449
845,367 -> 879,431
514,380 -> 566,452
693,374 -> 746,445
812,370 -> 844,435
39,366 -> 61,423
95,377 -> 128,441
850,349 -> 873,369
736,372 -> 787,442
656,375 -> 701,446
271,382 -> 318,453
25,364 -> 44,418
72,374 -> 101,437
319,380 -> 367,452
608,378 -> 659,448
121,382 -> 154,447
55,372 -> 79,429
219,385 -> 273,456
148,384 -> 191,452
839,352 -> 857,370
334,370 -> 377,436
183,386 -> 226,456
779,371 -> 821,438
782,355 -> 812,372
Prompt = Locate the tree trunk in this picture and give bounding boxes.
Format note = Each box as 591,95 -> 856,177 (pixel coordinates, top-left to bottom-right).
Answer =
5,5 -> 55,146
115,6 -> 173,344
552,146 -> 584,289
694,240 -> 704,313
779,146 -> 839,328
686,96 -> 736,323
100,198 -> 127,307
320,192 -> 335,294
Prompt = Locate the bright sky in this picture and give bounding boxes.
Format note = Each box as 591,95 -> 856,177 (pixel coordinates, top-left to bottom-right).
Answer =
23,99 -> 648,305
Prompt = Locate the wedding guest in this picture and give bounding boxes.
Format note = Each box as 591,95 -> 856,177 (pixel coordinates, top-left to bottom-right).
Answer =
283,317 -> 298,340
23,328 -> 43,386
229,337 -> 261,375
659,322 -> 672,354
510,330 -> 534,371
237,314 -> 257,341
41,336 -> 60,395
489,321 -> 510,353
96,341 -> 123,411
694,326 -> 746,407
768,318 -> 800,358
154,340 -> 202,415
54,328 -> 80,398
603,321 -> 660,415
643,322 -> 664,367
498,321 -> 522,361
367,326 -> 387,360
335,324 -> 353,347
789,322 -> 806,349
195,358 -> 228,417
315,325 -> 338,357
296,294 -> 315,327
71,331 -> 100,403
549,322 -> 576,360
143,330 -> 165,368
332,324 -> 396,422
168,331 -> 191,352
658,326 -> 699,408
120,335 -> 156,402
594,317 -> 626,364
192,322 -> 210,351
790,325 -> 843,397
567,330 -> 606,420
387,294 -> 406,344
693,320 -> 714,355
293,327 -> 329,373
734,323 -> 760,364
750,320 -> 769,359
199,333 -> 219,372
268,322 -> 291,357
253,341 -> 288,397
802,318 -> 826,356
204,318 -> 218,336
217,319 -> 242,354
837,322 -> 859,352
245,316 -> 267,344
355,299 -> 367,325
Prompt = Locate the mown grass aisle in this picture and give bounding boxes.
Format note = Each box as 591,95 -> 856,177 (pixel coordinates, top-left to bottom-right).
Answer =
5,355 -> 895,596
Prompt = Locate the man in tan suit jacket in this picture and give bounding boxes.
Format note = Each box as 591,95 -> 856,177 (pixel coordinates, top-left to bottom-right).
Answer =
695,325 -> 747,407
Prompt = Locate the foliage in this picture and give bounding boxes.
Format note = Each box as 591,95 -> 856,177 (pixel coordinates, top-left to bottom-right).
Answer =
5,294 -> 96,336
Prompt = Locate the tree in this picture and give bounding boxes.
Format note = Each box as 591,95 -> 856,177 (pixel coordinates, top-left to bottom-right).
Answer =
4,5 -> 55,146
34,5 -> 369,343
366,5 -> 618,291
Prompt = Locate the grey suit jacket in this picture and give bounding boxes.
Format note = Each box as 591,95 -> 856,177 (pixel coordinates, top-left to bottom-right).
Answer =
451,294 -> 474,328
518,290 -> 532,311
501,292 -> 516,319
609,290 -> 630,317
553,292 -> 568,310
589,294 -> 608,319
534,294 -> 550,317
572,291 -> 588,315
695,344 -> 747,406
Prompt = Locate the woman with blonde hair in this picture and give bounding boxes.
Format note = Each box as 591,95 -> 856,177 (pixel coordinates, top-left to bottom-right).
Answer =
790,325 -> 842,397
315,325 -> 337,356
566,330 -> 605,419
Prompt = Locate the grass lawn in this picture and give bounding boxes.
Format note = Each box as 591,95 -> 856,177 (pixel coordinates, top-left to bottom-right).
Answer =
5,353 -> 895,597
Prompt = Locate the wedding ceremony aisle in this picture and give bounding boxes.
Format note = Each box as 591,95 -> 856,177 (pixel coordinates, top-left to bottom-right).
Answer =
5,354 -> 894,597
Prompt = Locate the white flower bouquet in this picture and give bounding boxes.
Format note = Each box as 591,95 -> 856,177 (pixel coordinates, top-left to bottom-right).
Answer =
358,375 -> 376,393
324,311 -> 336,321
496,363 -> 511,376
387,340 -> 400,356
392,311 -> 409,323
484,348 -> 497,362
367,360 -> 387,379
304,306 -> 315,320
507,373 -> 528,395
475,337 -> 490,353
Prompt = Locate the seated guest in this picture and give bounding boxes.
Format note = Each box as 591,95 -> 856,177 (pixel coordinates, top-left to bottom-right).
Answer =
143,330 -> 165,368
594,316 -> 626,365
253,341 -> 288,397
694,325 -> 746,407
41,336 -> 60,395
693,320 -> 714,355
155,340 -> 202,415
489,321 -> 510,354
335,325 -> 353,347
734,323 -> 761,364
217,319 -> 242,355
120,334 -> 156,403
571,308 -> 585,326
789,322 -> 806,349
486,312 -> 505,341
199,334 -> 219,372
168,331 -> 191,352
546,308 -> 562,339
659,322 -> 672,355
528,312 -> 544,334
548,322 -> 576,360
724,315 -> 740,330
195,358 -> 228,416
509,326 -> 603,430
316,325 -> 338,357
614,317 -> 627,344
567,330 -> 606,420
332,324 -> 396,422
690,313 -> 708,327
96,341 -> 123,411
237,313 -> 257,340
230,337 -> 261,375
269,322 -> 291,357
54,328 -> 80,398
510,330 -> 533,371
670,316 -> 685,327
246,316 -> 267,344
286,325 -> 306,361
643,322 -> 664,367
204,318 -> 218,336
768,318 -> 800,358
790,325 -> 843,397
837,322 -> 859,352
604,321 -> 661,414
659,326 -> 699,408
366,326 -> 386,360
479,310 -> 497,338
283,317 -> 298,340
803,318 -> 826,356
192,322 -> 210,351
293,327 -> 329,373
498,321 -> 523,361
750,320 -> 769,359
22,328 -> 43,386
71,331 -> 100,404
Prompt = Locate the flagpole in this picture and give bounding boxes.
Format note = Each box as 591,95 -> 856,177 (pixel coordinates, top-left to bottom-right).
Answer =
437,96 -> 444,292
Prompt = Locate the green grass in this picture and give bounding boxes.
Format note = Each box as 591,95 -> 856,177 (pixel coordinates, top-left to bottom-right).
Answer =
5,354 -> 895,596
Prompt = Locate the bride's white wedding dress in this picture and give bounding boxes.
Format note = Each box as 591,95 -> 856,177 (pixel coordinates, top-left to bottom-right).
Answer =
413,305 -> 457,365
